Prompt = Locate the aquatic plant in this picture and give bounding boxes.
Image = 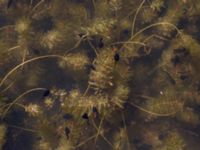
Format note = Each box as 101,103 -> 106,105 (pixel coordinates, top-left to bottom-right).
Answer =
150,0 -> 165,12
156,131 -> 186,150
1,0 -> 200,149
58,52 -> 89,72
0,124 -> 6,150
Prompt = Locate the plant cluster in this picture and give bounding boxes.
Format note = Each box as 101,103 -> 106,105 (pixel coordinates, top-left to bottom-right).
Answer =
0,0 -> 200,150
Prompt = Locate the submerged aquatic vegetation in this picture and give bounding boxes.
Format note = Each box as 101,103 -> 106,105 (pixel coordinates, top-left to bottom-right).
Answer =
25,103 -> 41,117
58,52 -> 89,71
40,30 -> 65,50
1,0 -> 200,149
113,128 -> 133,150
0,124 -> 6,150
156,131 -> 186,150
150,0 -> 165,12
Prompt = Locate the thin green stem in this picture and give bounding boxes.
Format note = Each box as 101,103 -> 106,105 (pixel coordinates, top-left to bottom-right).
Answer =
129,102 -> 177,116
75,134 -> 96,148
0,79 -> 16,94
0,54 -> 70,88
120,22 -> 181,52
1,88 -> 46,119
94,114 -> 105,144
133,94 -> 155,100
111,41 -> 146,47
131,22 -> 181,41
14,103 -> 26,109
92,117 -> 115,149
6,45 -> 21,53
82,84 -> 91,97
131,0 -> 146,36
6,124 -> 37,133
0,25 -> 15,31
92,0 -> 96,14
31,0 -> 44,12
64,34 -> 88,55
87,39 -> 99,56
121,112 -> 131,150
143,34 -> 169,43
